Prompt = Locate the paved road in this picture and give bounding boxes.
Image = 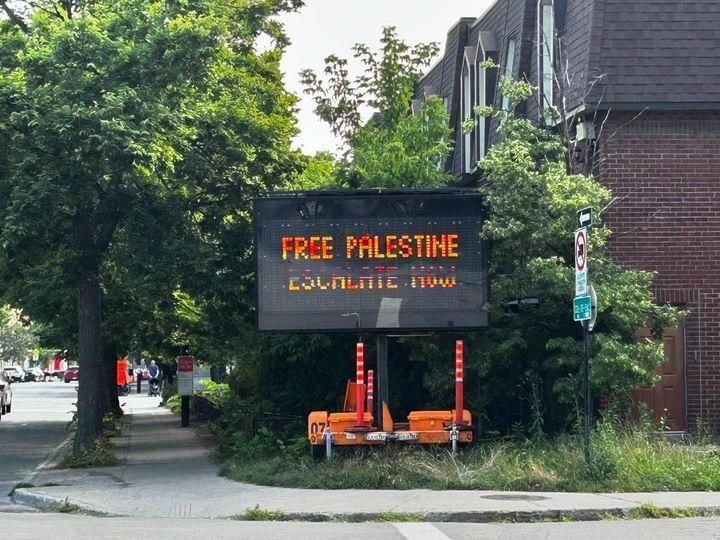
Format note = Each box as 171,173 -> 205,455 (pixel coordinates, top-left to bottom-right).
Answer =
2,514 -> 720,539
0,381 -> 76,511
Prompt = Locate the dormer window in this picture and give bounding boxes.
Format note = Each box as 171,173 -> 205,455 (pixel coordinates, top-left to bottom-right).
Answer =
540,0 -> 555,119
476,59 -> 486,160
475,31 -> 498,161
461,55 -> 474,173
501,37 -> 517,112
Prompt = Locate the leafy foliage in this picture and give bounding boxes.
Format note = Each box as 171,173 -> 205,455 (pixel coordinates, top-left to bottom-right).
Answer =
301,26 -> 452,187
0,305 -> 38,364
468,91 -> 681,428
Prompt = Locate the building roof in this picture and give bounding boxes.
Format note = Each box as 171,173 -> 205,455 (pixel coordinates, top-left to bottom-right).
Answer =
586,0 -> 720,109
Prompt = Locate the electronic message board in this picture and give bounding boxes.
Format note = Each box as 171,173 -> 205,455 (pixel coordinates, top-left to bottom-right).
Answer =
254,191 -> 488,332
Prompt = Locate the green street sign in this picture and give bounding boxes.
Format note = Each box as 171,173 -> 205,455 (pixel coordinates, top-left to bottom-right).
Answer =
573,295 -> 592,321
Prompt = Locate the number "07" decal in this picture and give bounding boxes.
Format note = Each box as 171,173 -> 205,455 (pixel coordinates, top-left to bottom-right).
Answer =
310,422 -> 326,434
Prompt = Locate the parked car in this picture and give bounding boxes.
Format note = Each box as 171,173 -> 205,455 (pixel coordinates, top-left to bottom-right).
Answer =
25,367 -> 46,382
2,366 -> 25,383
0,370 -> 12,417
64,367 -> 79,383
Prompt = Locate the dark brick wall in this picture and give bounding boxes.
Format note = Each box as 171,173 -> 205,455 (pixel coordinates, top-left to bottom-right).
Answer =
598,110 -> 720,431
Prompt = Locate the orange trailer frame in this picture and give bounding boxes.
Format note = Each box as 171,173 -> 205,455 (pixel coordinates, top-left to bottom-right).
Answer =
308,340 -> 473,455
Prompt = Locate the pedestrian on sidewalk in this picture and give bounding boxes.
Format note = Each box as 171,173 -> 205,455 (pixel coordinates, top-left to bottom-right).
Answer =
147,360 -> 160,395
136,364 -> 143,394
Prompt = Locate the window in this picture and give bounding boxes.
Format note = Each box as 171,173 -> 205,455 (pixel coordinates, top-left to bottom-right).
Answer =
437,97 -> 450,171
462,58 -> 473,173
476,61 -> 487,160
501,37 -> 517,112
541,1 -> 555,117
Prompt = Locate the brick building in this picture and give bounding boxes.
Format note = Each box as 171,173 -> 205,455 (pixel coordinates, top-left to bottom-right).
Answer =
416,0 -> 720,432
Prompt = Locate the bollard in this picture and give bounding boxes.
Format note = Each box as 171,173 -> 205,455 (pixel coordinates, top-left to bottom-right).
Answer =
366,369 -> 374,422
455,340 -> 464,425
355,342 -> 365,426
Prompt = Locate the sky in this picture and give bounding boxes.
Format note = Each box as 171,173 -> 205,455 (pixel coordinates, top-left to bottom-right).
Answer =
279,0 -> 493,156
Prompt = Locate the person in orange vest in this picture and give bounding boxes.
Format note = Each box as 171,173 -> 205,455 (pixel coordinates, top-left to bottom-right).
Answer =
116,356 -> 130,394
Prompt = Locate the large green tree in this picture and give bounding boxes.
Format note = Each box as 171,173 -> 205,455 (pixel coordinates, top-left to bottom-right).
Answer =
0,0 -> 301,453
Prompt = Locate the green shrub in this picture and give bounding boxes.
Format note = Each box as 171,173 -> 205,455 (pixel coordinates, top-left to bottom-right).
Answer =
165,394 -> 182,414
197,380 -> 231,408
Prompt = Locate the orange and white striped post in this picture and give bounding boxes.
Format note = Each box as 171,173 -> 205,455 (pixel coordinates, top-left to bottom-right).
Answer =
366,369 -> 374,420
355,342 -> 365,426
455,340 -> 464,425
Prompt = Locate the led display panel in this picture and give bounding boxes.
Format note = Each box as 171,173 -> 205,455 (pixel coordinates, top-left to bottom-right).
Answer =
254,191 -> 488,332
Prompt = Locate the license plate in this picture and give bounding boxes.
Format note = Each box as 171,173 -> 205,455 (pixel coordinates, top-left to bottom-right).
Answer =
364,432 -> 388,441
345,433 -> 356,440
396,432 -> 418,441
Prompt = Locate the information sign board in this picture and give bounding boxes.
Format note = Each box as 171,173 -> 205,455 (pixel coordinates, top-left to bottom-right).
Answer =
254,192 -> 488,332
177,355 -> 194,396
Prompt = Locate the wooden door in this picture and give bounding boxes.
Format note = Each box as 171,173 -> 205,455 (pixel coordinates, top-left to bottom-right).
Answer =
633,325 -> 686,431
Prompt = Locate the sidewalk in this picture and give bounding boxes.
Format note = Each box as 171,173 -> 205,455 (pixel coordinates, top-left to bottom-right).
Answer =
12,394 -> 720,521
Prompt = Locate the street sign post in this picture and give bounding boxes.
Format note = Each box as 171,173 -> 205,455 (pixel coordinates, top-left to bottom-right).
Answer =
573,218 -> 593,468
575,228 -> 588,296
177,355 -> 194,428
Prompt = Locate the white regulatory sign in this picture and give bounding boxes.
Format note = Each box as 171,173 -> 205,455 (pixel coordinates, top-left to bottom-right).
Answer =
575,228 -> 588,296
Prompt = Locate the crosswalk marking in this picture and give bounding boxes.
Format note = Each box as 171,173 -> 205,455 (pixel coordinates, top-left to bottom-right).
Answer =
394,522 -> 452,540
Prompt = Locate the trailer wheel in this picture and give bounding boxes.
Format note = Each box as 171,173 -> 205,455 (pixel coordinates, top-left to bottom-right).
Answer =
310,444 -> 326,460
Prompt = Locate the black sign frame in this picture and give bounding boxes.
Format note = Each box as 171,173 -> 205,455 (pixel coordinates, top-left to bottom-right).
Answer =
253,189 -> 489,333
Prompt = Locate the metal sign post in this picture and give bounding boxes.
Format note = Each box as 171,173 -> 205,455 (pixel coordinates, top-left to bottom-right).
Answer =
177,355 -> 194,428
574,221 -> 593,468
376,335 -> 389,431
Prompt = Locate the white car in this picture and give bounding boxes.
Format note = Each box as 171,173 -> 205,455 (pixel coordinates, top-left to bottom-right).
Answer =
0,370 -> 12,417
2,366 -> 25,383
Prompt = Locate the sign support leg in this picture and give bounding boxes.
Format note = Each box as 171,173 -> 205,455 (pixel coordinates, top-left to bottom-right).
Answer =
181,396 -> 190,428
376,335 -> 389,431
583,321 -> 591,467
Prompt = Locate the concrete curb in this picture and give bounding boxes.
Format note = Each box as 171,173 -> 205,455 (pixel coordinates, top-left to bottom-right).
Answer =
10,488 -> 120,516
233,504 -> 720,523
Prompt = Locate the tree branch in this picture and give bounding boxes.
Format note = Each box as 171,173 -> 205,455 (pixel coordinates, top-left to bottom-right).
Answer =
0,0 -> 29,33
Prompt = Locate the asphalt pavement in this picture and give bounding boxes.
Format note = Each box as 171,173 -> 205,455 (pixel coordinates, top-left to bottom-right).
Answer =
0,380 -> 76,512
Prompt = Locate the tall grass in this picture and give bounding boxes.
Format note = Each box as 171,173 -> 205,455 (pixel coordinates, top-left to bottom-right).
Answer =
221,420 -> 720,492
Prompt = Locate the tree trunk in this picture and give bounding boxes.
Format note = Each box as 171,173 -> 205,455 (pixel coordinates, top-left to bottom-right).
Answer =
74,271 -> 104,454
103,341 -> 122,417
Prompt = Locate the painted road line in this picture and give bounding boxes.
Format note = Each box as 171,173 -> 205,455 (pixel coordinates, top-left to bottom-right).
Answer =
394,523 -> 452,540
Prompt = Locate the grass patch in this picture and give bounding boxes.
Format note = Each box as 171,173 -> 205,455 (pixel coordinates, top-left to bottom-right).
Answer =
628,503 -> 698,520
220,420 -> 720,492
233,505 -> 286,521
56,498 -> 108,517
13,482 -> 35,490
377,512 -> 422,522
60,439 -> 119,469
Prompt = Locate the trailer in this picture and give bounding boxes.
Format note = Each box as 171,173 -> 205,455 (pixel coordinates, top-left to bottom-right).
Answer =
308,340 -> 472,458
